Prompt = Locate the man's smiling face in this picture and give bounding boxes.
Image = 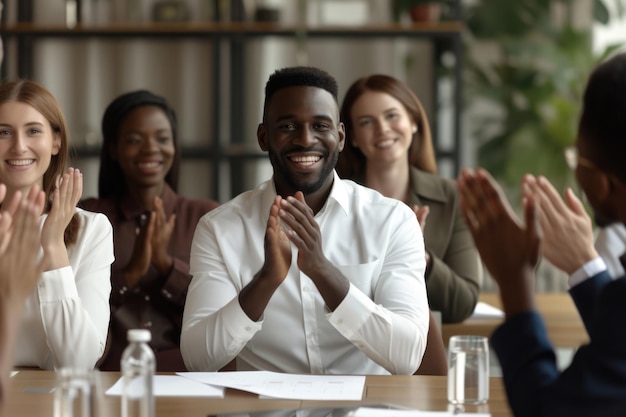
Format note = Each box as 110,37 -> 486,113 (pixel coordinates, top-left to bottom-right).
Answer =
258,85 -> 345,197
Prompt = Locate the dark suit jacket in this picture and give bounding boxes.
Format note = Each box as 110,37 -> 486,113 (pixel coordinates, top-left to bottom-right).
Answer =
491,272 -> 626,416
407,168 -> 482,323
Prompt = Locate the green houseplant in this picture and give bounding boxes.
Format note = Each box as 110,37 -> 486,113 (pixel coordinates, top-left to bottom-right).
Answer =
465,0 -> 624,196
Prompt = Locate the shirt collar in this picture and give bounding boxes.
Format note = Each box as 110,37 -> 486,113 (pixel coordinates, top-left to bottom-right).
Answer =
267,170 -> 350,217
326,170 -> 350,216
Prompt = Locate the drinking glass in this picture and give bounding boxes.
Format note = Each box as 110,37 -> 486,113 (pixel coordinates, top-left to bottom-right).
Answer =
54,367 -> 105,417
447,335 -> 489,405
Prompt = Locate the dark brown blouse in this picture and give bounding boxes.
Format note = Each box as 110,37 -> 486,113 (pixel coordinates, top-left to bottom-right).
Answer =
80,185 -> 218,371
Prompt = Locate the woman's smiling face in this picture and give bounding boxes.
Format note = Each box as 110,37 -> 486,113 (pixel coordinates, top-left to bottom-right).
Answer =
0,100 -> 60,193
349,90 -> 416,166
111,105 -> 175,192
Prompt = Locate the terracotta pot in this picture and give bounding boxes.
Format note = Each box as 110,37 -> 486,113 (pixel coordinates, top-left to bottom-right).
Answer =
409,4 -> 442,22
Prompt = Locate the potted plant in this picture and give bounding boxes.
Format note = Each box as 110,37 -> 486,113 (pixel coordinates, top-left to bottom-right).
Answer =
391,0 -> 445,23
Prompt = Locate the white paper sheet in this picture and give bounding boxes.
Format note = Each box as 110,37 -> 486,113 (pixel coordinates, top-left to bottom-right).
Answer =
177,371 -> 365,401
105,375 -> 224,398
351,406 -> 490,417
470,302 -> 504,319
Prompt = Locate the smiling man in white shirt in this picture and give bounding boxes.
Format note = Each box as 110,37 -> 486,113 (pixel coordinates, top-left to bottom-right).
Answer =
181,66 -> 429,375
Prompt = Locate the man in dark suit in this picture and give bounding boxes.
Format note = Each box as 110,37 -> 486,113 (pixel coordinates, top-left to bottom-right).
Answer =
457,52 -> 626,416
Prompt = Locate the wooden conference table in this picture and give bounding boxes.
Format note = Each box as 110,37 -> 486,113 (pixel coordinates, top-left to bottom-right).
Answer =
5,370 -> 513,417
442,292 -> 589,349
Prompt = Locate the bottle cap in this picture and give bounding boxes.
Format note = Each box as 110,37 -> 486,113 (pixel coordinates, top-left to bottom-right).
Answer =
127,329 -> 151,343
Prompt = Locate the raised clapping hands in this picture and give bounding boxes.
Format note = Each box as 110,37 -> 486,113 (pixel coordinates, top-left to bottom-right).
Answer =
0,183 -> 46,303
522,174 -> 598,275
277,192 -> 349,310
260,195 -> 292,285
241,191 -> 348,321
123,196 -> 176,288
0,185 -> 45,408
259,192 -> 331,283
278,192 -> 328,277
41,167 -> 82,271
457,168 -> 541,317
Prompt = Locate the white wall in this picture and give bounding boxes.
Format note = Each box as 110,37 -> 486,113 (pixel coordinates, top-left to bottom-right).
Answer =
593,1 -> 626,53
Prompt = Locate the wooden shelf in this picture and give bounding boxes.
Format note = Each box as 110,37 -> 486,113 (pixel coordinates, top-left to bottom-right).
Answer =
1,21 -> 464,39
71,144 -> 266,160
2,4 -> 465,199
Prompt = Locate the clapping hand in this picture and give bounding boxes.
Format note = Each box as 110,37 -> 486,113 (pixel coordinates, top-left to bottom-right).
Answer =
0,184 -> 46,301
260,196 -> 292,285
123,196 -> 176,288
457,168 -> 541,316
239,196 -> 292,321
278,192 -> 349,310
522,175 -> 597,275
41,167 -> 82,271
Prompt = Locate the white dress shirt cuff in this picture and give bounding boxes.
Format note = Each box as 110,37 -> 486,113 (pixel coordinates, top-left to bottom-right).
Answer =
37,266 -> 78,302
568,257 -> 607,288
328,284 -> 373,337
228,296 -> 263,338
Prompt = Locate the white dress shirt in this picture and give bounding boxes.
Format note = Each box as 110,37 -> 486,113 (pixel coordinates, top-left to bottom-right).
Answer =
14,208 -> 114,370
182,172 -> 428,375
595,223 -> 626,277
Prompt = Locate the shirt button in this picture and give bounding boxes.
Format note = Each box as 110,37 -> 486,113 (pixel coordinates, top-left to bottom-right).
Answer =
163,290 -> 172,299
145,321 -> 152,328
144,295 -> 150,301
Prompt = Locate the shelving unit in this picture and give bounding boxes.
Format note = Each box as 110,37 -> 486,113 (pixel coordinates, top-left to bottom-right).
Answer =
1,8 -> 464,200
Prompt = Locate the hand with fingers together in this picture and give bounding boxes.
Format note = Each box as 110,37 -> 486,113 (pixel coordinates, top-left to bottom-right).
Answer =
239,196 -> 292,322
123,196 -> 176,288
278,192 -> 349,311
264,196 -> 292,283
522,174 -> 597,275
457,168 -> 541,316
149,196 -> 176,276
0,187 -> 46,408
278,192 -> 327,277
41,167 -> 83,271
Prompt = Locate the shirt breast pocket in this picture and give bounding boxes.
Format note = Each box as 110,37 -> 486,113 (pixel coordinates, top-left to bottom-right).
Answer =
335,258 -> 383,298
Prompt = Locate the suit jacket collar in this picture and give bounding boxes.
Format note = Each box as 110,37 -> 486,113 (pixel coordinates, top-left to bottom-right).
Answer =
407,167 -> 448,207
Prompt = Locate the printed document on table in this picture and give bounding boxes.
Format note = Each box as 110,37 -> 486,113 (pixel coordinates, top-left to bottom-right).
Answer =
470,302 -> 504,319
177,371 -> 365,400
351,406 -> 490,417
106,375 -> 224,397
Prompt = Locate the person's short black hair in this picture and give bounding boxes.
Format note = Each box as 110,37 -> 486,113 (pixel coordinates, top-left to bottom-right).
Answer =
99,90 -> 180,198
578,52 -> 626,181
263,66 -> 339,119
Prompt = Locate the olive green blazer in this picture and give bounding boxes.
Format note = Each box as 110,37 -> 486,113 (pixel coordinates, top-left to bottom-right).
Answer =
407,168 -> 482,323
